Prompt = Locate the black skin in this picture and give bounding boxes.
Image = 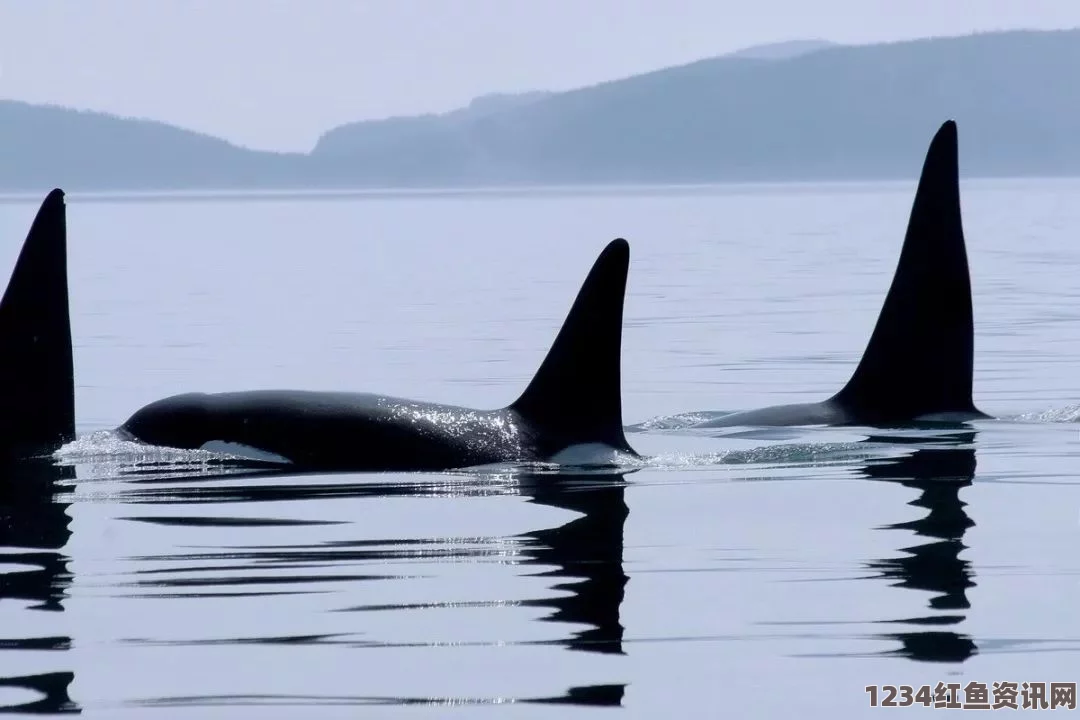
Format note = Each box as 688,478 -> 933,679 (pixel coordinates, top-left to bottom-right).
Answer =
666,120 -> 991,430
119,390 -> 635,472
118,239 -> 639,473
0,189 -> 75,462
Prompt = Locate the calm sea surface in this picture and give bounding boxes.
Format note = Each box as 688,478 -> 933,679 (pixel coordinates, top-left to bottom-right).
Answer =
1,179 -> 1080,717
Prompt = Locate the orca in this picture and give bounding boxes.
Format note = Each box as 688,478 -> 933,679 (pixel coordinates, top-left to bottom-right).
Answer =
117,238 -> 640,472
0,189 -> 76,460
668,120 -> 990,429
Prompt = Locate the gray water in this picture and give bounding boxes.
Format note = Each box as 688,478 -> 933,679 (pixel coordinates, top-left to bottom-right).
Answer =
2,179 -> 1080,717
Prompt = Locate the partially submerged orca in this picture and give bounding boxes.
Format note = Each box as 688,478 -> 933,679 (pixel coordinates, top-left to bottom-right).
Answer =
117,238 -> 639,471
671,120 -> 990,429
0,190 -> 76,461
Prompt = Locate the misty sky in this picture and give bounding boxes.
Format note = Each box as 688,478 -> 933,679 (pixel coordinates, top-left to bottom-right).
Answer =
2,1 -> 1079,153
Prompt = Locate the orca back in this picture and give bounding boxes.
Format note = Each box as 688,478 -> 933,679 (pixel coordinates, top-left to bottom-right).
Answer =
509,239 -> 634,455
830,121 -> 981,423
0,190 -> 75,458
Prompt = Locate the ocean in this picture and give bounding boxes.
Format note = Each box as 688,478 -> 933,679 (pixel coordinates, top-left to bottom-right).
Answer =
1,178 -> 1079,717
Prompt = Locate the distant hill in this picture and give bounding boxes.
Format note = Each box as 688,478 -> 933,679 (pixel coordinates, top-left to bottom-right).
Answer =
723,39 -> 837,60
3,28 -> 1080,191
313,91 -> 554,157
309,28 -> 1080,185
0,101 -> 304,191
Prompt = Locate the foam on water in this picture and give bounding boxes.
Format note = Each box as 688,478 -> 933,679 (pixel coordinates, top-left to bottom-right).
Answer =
51,430 -> 278,482
1011,404 -> 1080,423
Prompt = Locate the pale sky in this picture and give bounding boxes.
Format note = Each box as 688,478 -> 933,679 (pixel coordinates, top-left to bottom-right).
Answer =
2,0 -> 1079,153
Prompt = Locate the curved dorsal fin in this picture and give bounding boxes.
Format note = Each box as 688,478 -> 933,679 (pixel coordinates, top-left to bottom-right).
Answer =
509,239 -> 632,452
831,121 -> 979,421
0,189 -> 75,459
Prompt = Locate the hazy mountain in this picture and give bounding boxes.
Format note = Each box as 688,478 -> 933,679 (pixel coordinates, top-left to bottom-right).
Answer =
723,39 -> 837,60
0,101 -> 304,191
3,28 -> 1080,191
313,91 -> 553,157
309,28 -> 1080,185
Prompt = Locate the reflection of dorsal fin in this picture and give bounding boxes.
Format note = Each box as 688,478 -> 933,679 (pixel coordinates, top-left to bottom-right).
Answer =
509,239 -> 633,453
0,190 -> 75,458
831,121 -> 979,422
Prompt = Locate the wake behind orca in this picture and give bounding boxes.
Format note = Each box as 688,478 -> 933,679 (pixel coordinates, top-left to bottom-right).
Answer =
0,190 -> 76,461
645,120 -> 990,430
116,238 -> 640,472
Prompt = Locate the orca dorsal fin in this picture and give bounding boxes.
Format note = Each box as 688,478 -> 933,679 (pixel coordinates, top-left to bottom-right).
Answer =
0,189 -> 75,459
509,238 -> 632,452
830,120 -> 979,422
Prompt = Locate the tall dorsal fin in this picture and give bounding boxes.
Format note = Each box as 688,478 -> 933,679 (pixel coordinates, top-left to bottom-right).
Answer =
509,238 -> 633,453
830,121 -> 980,422
0,189 -> 75,459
